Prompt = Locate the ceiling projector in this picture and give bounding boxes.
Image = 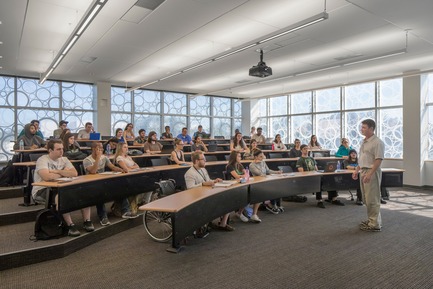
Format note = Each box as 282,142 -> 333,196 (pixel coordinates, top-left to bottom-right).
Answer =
249,49 -> 272,78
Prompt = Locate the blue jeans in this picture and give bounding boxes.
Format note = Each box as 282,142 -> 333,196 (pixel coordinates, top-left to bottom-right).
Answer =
96,198 -> 130,220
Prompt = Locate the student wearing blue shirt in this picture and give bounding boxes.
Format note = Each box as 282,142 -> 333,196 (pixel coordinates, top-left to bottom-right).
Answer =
335,138 -> 352,159
176,127 -> 193,144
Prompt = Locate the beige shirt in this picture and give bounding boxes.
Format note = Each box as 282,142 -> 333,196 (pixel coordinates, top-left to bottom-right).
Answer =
358,134 -> 385,168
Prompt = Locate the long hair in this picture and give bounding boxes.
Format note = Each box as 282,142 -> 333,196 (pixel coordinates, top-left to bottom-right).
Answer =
309,135 -> 320,147
113,142 -> 127,164
226,151 -> 244,172
147,131 -> 157,143
62,132 -> 78,151
232,132 -> 245,148
273,134 -> 281,143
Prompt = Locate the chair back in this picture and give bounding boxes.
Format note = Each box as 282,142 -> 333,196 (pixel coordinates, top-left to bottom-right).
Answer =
29,153 -> 47,162
268,152 -> 283,159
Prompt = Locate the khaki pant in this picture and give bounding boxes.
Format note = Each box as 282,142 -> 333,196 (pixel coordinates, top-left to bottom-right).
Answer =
360,168 -> 382,228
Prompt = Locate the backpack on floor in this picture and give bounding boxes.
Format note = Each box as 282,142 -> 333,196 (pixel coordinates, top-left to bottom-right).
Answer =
30,208 -> 67,241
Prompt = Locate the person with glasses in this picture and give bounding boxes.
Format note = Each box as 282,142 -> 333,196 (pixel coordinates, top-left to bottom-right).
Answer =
184,151 -> 233,231
335,138 -> 352,159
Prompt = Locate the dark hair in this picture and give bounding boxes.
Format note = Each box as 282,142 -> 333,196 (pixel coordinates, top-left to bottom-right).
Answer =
139,129 -> 145,134
273,134 -> 281,143
253,149 -> 263,158
91,141 -> 103,149
59,128 -> 71,141
147,131 -> 157,143
361,119 -> 376,131
300,144 -> 308,150
107,137 -> 119,144
227,151 -> 244,172
198,125 -> 202,128
249,139 -> 257,150
174,138 -> 184,145
62,132 -> 78,151
124,123 -> 133,130
309,135 -> 320,147
233,132 -> 245,148
31,119 -> 40,125
165,125 -> 170,130
182,127 -> 187,131
85,122 -> 92,127
115,128 -> 123,136
349,149 -> 357,155
47,139 -> 62,151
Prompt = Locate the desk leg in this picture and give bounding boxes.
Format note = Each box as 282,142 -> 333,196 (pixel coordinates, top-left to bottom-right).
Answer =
166,214 -> 184,253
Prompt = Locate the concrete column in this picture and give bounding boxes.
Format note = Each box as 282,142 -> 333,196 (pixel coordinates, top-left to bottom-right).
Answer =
95,82 -> 111,136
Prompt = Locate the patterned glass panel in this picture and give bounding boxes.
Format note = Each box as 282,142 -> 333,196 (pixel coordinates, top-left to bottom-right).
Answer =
62,82 -> 94,110
134,90 -> 161,113
16,78 -> 59,108
379,79 -> 402,107
233,99 -> 241,116
190,117 -> 210,136
16,109 -> 59,138
111,87 -> 132,112
163,116 -> 187,137
344,110 -> 375,150
213,118 -> 231,139
252,117 -> 268,136
315,113 -> 341,153
62,111 -> 94,133
111,113 -> 132,135
213,97 -> 231,117
291,115 -> 312,144
380,108 -> 403,158
0,108 -> 15,161
233,118 -> 242,136
190,95 -> 210,116
291,92 -> 312,114
134,114 -> 161,135
270,95 -> 287,116
269,116 -> 288,143
0,76 -> 15,106
316,88 -> 340,112
163,92 -> 187,114
344,82 -> 375,110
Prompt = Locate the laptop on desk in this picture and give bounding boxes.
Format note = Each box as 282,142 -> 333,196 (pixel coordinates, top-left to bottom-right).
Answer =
89,133 -> 101,140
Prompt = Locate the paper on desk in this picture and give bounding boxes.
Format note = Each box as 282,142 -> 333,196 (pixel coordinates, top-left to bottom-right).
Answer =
56,177 -> 78,182
99,171 -> 122,175
214,180 -> 237,187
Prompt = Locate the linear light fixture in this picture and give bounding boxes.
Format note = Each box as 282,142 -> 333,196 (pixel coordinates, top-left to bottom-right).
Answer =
39,0 -> 107,84
126,11 -> 329,92
342,49 -> 407,66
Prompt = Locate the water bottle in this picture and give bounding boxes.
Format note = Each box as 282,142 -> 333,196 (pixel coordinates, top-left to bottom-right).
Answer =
106,143 -> 111,156
245,167 -> 250,182
19,139 -> 24,150
336,161 -> 341,171
272,143 -> 275,150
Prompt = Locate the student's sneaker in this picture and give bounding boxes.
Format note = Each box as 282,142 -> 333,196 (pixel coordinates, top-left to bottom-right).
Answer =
122,212 -> 138,219
317,201 -> 326,209
250,214 -> 262,223
100,217 -> 111,226
236,212 -> 249,223
83,220 -> 95,232
356,199 -> 364,206
68,224 -> 80,237
278,206 -> 285,213
266,205 -> 279,215
380,198 -> 387,204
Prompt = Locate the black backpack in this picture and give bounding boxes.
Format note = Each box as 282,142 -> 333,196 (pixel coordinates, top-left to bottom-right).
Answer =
30,209 -> 67,241
0,160 -> 14,187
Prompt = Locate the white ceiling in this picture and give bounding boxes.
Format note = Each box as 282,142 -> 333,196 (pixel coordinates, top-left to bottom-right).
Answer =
1,0 -> 433,99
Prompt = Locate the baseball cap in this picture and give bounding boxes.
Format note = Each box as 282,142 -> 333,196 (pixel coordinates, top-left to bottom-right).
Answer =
59,120 -> 69,126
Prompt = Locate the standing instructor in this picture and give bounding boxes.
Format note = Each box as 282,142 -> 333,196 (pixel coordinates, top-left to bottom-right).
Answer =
352,119 -> 385,232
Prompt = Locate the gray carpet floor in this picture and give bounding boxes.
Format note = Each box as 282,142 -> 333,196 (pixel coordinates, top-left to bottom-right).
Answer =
1,188 -> 433,289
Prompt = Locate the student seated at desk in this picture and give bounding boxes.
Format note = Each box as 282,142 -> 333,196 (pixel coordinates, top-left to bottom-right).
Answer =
115,128 -> 125,143
185,151 -> 233,231
83,142 -> 135,225
249,149 -> 283,215
230,132 -> 249,153
123,123 -> 135,143
308,135 -> 322,149
191,135 -> 208,152
296,144 -> 344,208
272,134 -> 287,151
62,132 -> 87,160
289,139 -> 302,158
14,123 -> 46,150
143,131 -> 163,153
226,151 -> 261,223
133,129 -> 146,145
243,139 -> 258,160
114,142 -> 140,214
103,138 -> 118,155
170,139 -> 188,165
77,122 -> 94,139
31,139 -> 93,237
161,125 -> 173,139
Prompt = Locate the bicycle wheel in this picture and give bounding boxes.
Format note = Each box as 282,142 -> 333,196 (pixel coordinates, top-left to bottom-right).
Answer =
143,211 -> 172,242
